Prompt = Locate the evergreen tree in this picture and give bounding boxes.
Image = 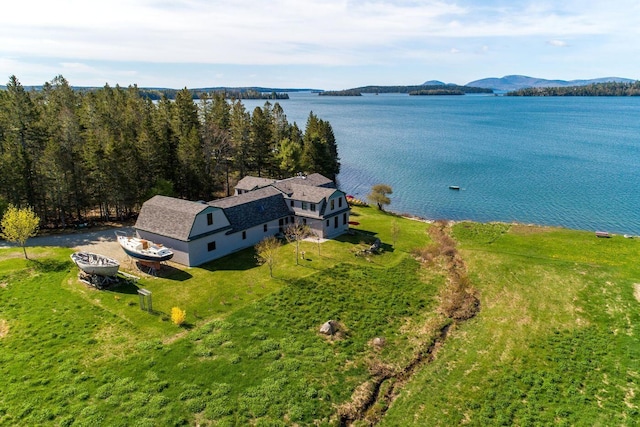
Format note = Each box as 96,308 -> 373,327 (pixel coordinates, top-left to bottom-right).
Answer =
201,93 -> 233,196
39,75 -> 86,226
301,112 -> 340,178
173,88 -> 205,199
229,100 -> 251,179
249,105 -> 273,177
0,76 -> 45,211
0,75 -> 341,224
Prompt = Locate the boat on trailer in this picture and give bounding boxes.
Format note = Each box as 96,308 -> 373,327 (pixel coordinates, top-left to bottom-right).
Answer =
70,252 -> 120,277
115,231 -> 173,262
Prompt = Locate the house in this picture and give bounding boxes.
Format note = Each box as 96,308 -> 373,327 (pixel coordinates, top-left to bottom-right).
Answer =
133,174 -> 350,267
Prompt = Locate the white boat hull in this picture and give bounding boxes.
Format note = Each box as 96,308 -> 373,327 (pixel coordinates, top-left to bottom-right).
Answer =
116,233 -> 173,262
71,252 -> 120,277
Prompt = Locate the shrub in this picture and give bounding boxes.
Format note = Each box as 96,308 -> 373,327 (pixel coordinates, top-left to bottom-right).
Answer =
171,307 -> 186,326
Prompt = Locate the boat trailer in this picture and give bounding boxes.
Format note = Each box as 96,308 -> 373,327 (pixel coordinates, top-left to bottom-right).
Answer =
77,271 -> 137,290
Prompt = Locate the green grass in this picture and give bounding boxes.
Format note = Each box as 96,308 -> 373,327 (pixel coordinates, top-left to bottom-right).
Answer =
2,213 -> 638,425
0,206 -> 437,426
381,222 -> 640,426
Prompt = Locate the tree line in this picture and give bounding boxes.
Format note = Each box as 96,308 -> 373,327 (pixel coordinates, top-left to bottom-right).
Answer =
506,81 -> 640,96
320,85 -> 493,96
0,75 -> 340,228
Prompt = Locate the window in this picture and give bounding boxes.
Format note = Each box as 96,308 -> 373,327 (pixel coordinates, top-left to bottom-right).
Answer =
290,200 -> 294,207
302,202 -> 307,210
326,220 -> 330,227
330,199 -> 335,210
207,241 -> 216,251
207,212 -> 213,225
339,197 -> 343,208
334,217 -> 338,228
242,231 -> 247,240
264,224 -> 268,232
310,203 -> 316,212
303,218 -> 307,225
343,213 -> 347,224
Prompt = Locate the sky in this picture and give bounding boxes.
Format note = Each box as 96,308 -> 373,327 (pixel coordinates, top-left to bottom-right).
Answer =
1,0 -> 639,90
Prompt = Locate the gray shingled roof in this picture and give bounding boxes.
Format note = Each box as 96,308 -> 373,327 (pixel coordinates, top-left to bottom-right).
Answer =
235,176 -> 277,191
135,195 -> 212,241
284,183 -> 338,203
235,173 -> 334,193
298,173 -> 335,188
209,186 -> 291,233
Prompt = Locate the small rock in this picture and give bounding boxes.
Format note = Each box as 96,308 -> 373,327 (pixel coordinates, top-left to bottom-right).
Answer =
372,337 -> 386,348
320,320 -> 336,335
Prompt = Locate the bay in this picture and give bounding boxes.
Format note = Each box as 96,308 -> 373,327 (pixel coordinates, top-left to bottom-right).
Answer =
241,93 -> 640,234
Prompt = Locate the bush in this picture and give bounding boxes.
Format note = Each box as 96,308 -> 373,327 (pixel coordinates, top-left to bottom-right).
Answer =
171,307 -> 186,326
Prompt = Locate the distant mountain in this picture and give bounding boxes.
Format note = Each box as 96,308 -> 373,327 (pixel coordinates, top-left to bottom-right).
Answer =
422,80 -> 446,86
467,75 -> 636,91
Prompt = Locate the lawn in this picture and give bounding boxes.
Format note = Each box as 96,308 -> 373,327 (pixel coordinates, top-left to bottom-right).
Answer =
381,222 -> 640,426
2,213 -> 638,425
0,206 -> 439,426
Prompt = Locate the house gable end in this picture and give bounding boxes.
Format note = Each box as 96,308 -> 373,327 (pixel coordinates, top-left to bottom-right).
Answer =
135,196 -> 210,241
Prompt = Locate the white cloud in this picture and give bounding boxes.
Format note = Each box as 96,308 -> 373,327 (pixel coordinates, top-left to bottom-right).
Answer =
2,0 -> 640,86
2,0 -> 620,66
547,40 -> 568,47
60,62 -> 98,73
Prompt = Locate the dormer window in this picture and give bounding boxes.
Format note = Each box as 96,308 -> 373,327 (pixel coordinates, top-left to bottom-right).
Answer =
330,199 -> 335,210
302,202 -> 307,210
207,212 -> 213,225
310,203 -> 316,212
338,197 -> 342,208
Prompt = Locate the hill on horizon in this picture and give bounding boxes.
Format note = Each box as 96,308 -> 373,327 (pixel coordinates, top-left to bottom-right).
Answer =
466,75 -> 636,91
2,75 -> 637,94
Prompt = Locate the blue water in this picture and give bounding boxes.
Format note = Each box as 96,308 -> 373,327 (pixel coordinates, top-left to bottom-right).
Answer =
241,93 -> 640,234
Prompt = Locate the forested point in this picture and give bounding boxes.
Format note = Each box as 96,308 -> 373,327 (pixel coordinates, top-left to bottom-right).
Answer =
506,81 -> 640,96
0,86 -> 292,101
349,85 -> 493,94
136,88 -> 290,101
408,89 -> 465,95
318,89 -> 363,96
0,75 -> 340,230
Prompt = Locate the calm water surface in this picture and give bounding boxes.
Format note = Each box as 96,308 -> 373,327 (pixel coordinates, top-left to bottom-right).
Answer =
242,93 -> 640,234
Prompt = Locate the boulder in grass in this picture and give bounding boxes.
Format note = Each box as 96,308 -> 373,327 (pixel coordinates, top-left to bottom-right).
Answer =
372,337 -> 386,348
320,320 -> 337,335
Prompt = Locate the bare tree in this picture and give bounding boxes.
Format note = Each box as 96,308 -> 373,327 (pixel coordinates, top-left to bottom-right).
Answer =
255,236 -> 281,277
285,222 -> 310,265
314,231 -> 322,256
391,220 -> 400,248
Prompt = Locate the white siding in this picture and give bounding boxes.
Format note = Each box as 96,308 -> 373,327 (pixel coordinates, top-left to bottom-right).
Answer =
189,207 -> 229,238
185,218 -> 285,266
135,231 -> 191,266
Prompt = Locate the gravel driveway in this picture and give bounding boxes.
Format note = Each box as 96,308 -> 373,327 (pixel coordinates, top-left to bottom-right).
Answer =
0,226 -> 135,264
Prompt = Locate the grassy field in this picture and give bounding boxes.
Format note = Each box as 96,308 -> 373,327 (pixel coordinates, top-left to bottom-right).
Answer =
381,222 -> 640,426
1,210 -> 639,425
0,206 -> 438,426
